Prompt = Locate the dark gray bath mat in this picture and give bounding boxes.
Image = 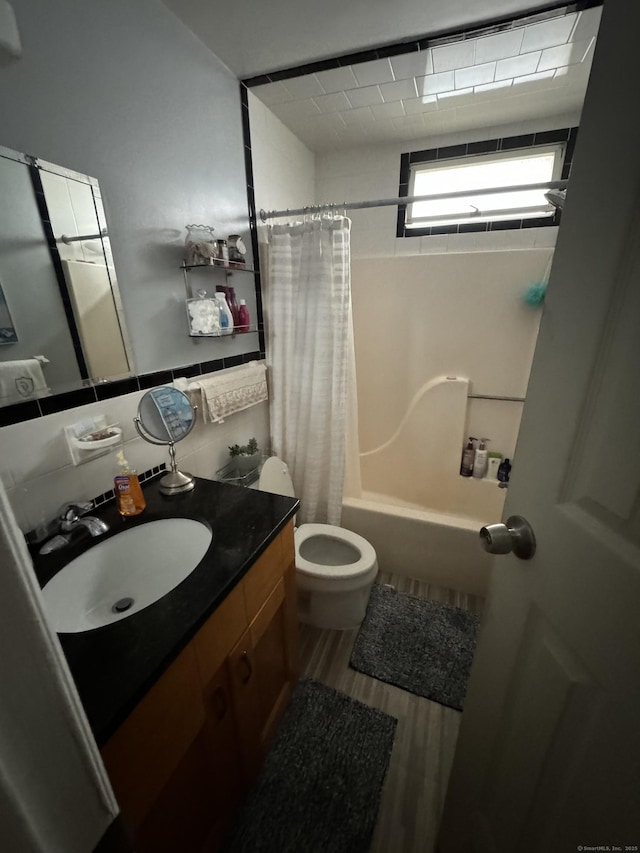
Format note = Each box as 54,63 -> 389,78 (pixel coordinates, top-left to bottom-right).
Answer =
349,584 -> 479,711
223,677 -> 397,853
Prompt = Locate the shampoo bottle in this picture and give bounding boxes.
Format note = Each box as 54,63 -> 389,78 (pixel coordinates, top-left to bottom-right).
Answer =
214,292 -> 234,335
237,299 -> 250,332
460,437 -> 477,477
472,438 -> 490,479
114,450 -> 146,516
486,454 -> 503,480
497,458 -> 512,483
217,285 -> 240,329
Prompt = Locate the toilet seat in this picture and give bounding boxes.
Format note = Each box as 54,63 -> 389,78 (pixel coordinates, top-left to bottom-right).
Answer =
295,523 -> 377,581
259,457 -> 378,628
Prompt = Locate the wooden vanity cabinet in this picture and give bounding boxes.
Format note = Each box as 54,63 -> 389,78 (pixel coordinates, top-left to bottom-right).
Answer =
100,522 -> 298,853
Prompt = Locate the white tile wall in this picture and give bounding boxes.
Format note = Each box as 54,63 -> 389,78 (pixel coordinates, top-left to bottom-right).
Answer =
315,114 -> 573,259
345,85 -> 384,108
352,58 -> 394,87
248,90 -> 315,217
249,8 -> 599,154
314,66 -> 359,94
390,50 -> 433,80
1,388 -> 270,536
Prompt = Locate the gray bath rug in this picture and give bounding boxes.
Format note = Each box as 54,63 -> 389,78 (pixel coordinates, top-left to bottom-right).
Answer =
223,677 -> 397,853
349,584 -> 479,711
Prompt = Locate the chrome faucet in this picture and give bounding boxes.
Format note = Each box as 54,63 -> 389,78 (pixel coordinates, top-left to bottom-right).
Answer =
59,502 -> 109,536
39,501 -> 109,554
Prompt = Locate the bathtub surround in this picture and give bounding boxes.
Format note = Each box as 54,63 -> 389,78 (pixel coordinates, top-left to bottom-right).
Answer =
224,677 -> 397,853
357,376 -> 472,510
266,216 -> 355,525
350,584 -> 479,711
352,251 -> 548,470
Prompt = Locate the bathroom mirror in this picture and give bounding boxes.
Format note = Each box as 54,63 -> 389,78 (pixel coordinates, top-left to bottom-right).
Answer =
0,144 -> 133,407
134,386 -> 196,494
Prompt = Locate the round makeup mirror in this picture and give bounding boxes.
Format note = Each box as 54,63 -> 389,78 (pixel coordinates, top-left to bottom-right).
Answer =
134,386 -> 197,495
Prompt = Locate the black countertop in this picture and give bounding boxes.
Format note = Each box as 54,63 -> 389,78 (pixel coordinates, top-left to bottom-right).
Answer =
33,476 -> 298,747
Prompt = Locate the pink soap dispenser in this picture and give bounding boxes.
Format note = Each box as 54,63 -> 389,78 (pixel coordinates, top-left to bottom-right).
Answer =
238,299 -> 250,333
227,286 -> 240,329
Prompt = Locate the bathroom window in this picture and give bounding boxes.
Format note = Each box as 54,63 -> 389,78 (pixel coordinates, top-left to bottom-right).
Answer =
397,127 -> 577,237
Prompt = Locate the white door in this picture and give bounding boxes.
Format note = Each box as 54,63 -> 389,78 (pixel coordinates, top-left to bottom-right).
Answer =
438,2 -> 640,851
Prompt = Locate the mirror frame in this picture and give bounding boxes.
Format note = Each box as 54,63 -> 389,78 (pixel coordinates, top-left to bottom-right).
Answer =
135,386 -> 197,443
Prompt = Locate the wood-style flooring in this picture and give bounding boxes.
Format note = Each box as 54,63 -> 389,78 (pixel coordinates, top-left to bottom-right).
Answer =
298,570 -> 485,853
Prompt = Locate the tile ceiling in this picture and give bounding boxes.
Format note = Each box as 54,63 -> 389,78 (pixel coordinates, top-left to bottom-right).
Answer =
251,7 -> 601,152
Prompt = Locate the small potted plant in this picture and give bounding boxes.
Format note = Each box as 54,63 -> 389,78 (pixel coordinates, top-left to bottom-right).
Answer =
228,437 -> 260,474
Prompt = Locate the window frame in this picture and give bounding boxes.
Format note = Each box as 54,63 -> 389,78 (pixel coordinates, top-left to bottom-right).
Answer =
396,127 -> 578,238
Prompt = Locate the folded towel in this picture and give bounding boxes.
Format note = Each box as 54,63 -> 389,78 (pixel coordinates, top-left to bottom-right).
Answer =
0,358 -> 50,404
192,361 -> 268,424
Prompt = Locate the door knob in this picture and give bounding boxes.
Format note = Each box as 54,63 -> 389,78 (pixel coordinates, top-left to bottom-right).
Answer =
479,515 -> 536,560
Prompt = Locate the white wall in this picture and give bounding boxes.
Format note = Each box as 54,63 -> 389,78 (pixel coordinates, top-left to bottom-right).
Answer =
0,0 -> 255,377
248,91 -> 315,217
0,0 -> 270,532
2,383 -> 270,536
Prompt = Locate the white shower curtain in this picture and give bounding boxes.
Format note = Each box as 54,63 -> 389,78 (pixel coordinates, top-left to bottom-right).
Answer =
0,480 -> 118,852
266,216 -> 357,525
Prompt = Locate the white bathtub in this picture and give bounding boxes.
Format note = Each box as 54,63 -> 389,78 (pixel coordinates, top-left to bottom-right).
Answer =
344,376 -> 507,597
342,484 -> 503,598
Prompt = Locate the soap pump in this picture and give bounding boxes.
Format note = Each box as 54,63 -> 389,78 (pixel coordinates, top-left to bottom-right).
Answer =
472,438 -> 490,479
114,449 -> 146,516
460,437 -> 477,477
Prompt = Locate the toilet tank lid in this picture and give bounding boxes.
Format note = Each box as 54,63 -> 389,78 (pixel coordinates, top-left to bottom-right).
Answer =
258,456 -> 296,499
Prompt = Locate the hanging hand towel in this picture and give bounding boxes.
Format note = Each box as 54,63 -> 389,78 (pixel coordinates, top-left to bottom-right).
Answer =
0,358 -> 50,404
192,361 -> 268,424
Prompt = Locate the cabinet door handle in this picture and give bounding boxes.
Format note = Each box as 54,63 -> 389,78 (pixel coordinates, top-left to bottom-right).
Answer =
238,650 -> 253,684
210,685 -> 228,721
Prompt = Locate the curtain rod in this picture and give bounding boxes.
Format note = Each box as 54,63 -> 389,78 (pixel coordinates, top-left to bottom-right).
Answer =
259,180 -> 568,222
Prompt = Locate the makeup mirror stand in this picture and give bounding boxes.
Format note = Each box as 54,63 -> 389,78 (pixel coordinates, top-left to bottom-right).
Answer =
134,417 -> 195,495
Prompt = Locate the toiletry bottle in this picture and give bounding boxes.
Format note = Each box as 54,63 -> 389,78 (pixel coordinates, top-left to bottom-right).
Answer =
214,292 -> 234,335
460,437 -> 477,477
216,285 -> 240,329
227,287 -> 240,329
472,438 -> 490,479
114,450 -> 146,516
486,454 -> 502,480
497,458 -> 512,483
238,299 -> 250,332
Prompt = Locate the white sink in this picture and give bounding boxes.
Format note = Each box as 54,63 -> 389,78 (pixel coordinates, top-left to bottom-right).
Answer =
42,518 -> 213,633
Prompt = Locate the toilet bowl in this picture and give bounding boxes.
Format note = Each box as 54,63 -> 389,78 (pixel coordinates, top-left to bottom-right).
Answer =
258,457 -> 378,630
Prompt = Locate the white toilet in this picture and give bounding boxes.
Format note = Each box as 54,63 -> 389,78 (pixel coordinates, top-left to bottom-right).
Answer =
258,457 -> 378,630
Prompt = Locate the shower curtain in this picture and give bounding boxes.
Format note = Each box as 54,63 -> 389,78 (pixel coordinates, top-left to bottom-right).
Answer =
266,216 -> 358,525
